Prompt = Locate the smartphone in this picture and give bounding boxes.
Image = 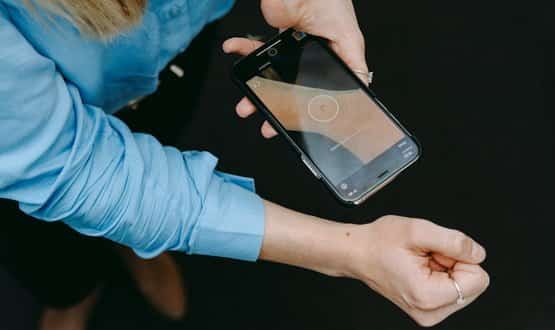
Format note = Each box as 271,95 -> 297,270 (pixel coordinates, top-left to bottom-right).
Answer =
232,29 -> 421,205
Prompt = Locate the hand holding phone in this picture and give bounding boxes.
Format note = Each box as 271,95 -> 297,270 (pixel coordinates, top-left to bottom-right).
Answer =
226,30 -> 420,205
260,0 -> 369,82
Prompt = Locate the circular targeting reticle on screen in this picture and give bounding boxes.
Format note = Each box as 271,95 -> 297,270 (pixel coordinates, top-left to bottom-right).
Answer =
308,94 -> 340,123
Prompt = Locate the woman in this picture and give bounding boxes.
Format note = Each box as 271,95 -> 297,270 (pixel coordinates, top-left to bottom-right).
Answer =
0,0 -> 490,329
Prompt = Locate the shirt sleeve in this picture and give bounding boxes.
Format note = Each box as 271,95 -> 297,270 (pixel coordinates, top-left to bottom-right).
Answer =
0,8 -> 265,261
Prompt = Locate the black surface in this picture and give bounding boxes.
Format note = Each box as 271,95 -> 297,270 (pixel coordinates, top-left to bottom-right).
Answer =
1,1 -> 555,329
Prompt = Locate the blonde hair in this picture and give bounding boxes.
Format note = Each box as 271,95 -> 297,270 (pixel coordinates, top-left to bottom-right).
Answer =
28,0 -> 147,40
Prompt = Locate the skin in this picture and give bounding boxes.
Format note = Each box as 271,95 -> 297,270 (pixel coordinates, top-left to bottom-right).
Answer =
227,0 -> 370,139
260,201 -> 490,327
40,2 -> 489,329
246,77 -> 405,163
223,1 -> 491,326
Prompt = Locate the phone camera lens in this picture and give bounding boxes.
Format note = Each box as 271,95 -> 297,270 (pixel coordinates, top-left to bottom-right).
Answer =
267,48 -> 278,57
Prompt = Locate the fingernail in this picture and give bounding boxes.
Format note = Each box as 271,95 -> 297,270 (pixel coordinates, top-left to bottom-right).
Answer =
473,245 -> 486,261
237,102 -> 248,112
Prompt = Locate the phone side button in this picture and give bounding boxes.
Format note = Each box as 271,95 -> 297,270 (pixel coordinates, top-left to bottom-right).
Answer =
301,155 -> 322,179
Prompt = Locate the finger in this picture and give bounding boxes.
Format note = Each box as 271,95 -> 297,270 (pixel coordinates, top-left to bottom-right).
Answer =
427,263 -> 488,309
422,264 -> 490,324
431,253 -> 457,269
410,219 -> 487,264
236,97 -> 257,118
354,70 -> 372,85
394,277 -> 483,328
407,291 -> 482,327
223,37 -> 264,56
388,263 -> 488,327
429,259 -> 447,272
406,263 -> 487,314
261,121 -> 278,139
329,34 -> 369,83
450,263 -> 491,299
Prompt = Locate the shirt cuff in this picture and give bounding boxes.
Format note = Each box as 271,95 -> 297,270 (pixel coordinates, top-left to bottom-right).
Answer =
188,171 -> 265,262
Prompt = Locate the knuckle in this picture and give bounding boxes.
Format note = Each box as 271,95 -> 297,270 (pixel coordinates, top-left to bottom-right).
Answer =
418,319 -> 439,328
406,219 -> 428,244
412,313 -> 440,328
378,215 -> 402,228
381,215 -> 398,223
449,230 -> 472,255
353,31 -> 365,48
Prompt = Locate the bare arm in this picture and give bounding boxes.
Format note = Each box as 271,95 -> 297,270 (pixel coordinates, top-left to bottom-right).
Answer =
259,200 -> 490,327
260,200 -> 355,277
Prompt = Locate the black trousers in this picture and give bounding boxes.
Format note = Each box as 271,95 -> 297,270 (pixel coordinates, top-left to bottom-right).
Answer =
0,200 -> 116,309
0,24 -> 216,309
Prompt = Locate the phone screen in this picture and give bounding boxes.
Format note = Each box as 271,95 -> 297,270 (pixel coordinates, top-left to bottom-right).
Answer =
246,38 -> 418,198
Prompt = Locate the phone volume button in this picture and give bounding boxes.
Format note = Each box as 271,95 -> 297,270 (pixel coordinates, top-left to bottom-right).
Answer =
301,155 -> 322,179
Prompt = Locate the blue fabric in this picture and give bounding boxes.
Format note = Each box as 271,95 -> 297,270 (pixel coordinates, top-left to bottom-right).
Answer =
0,0 -> 266,261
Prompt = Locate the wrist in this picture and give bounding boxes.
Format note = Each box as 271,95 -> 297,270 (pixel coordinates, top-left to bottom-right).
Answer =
339,222 -> 380,283
309,221 -> 361,278
323,222 -> 363,278
259,200 -> 361,278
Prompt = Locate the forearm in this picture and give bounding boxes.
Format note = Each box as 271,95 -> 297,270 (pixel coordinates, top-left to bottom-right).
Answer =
259,200 -> 357,277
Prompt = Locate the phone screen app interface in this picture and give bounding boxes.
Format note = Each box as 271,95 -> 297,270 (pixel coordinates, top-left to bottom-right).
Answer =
247,40 -> 415,189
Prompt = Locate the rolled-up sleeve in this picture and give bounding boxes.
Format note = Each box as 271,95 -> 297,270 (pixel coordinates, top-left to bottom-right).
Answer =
0,8 -> 265,261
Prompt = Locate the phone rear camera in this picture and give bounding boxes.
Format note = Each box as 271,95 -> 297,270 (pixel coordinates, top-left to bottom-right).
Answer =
267,48 -> 278,57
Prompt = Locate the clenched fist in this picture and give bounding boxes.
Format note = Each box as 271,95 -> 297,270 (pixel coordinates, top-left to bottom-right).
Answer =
261,202 -> 490,328
346,216 -> 490,327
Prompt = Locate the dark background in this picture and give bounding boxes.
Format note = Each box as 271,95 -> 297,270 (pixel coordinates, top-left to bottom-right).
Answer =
1,1 -> 554,329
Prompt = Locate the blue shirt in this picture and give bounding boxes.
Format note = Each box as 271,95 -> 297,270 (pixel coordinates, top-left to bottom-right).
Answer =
0,0 -> 265,261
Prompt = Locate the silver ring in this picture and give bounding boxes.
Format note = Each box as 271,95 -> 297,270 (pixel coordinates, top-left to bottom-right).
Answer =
353,70 -> 374,85
452,278 -> 466,305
